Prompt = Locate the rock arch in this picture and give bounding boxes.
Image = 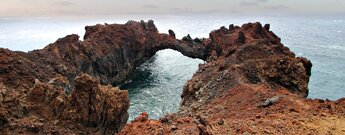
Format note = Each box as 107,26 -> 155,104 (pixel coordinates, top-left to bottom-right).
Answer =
0,20 -> 313,134
25,20 -> 209,87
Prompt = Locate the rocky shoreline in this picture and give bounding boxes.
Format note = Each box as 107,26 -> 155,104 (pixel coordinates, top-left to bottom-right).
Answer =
0,20 -> 344,134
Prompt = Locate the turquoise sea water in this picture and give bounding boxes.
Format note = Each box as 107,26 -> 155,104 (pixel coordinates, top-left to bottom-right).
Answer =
0,15 -> 344,120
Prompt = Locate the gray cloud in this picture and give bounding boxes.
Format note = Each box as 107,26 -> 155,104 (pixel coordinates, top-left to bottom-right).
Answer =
169,7 -> 185,12
142,5 -> 159,9
240,2 -> 259,6
257,0 -> 268,2
1,0 -> 344,16
168,8 -> 222,14
54,1 -> 75,7
265,5 -> 290,10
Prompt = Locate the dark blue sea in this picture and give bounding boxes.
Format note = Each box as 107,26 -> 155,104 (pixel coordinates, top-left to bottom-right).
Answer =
1,15 -> 344,121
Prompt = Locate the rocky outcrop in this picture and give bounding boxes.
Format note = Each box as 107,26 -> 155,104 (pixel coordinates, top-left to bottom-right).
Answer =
0,20 -> 206,134
67,74 -> 129,134
0,73 -> 129,134
32,20 -> 206,86
0,20 -> 208,133
0,20 -> 344,134
121,85 -> 345,135
179,23 -> 312,114
0,20 -> 206,91
119,22 -> 344,135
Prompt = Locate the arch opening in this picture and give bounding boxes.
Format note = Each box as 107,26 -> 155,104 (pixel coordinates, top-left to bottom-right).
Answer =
120,49 -> 204,121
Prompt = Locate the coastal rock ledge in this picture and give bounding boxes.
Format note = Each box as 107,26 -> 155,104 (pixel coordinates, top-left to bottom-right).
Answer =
0,20 -> 344,134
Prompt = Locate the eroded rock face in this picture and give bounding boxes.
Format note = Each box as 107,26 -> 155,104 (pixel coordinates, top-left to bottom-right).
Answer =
0,20 -> 209,134
179,23 -> 312,114
34,20 -> 207,86
0,73 -> 129,134
2,20 -> 342,134
118,22 -> 341,134
0,20 -> 207,134
69,74 -> 129,134
0,20 -> 206,92
119,21 -> 344,134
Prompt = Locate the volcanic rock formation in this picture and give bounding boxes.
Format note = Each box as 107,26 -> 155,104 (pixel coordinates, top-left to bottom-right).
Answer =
0,73 -> 129,134
0,20 -> 344,134
120,22 -> 345,135
0,20 -> 207,134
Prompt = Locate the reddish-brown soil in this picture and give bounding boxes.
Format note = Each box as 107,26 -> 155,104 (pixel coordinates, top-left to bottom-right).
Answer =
120,84 -> 345,135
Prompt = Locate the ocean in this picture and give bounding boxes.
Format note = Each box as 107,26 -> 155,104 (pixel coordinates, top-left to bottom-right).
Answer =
0,15 -> 344,121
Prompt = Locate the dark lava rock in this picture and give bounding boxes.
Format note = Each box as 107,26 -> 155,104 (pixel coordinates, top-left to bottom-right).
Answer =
169,29 -> 176,39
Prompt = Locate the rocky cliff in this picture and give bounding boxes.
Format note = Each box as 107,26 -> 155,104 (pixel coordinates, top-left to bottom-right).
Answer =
119,22 -> 345,135
0,20 -> 344,134
0,20 -> 206,134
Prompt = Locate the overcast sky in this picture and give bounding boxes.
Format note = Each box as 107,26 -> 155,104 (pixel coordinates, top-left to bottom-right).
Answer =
0,0 -> 345,17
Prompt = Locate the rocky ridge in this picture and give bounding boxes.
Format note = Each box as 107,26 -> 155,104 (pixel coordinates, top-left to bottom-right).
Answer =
0,20 -> 344,134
